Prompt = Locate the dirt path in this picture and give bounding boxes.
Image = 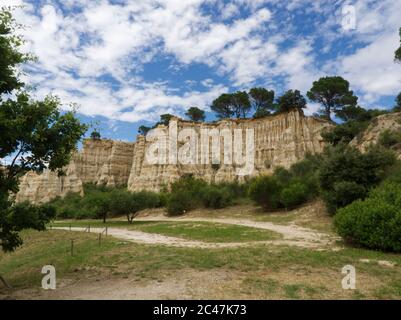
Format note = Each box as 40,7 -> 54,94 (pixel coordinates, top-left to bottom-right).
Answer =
136,215 -> 334,244
54,215 -> 336,249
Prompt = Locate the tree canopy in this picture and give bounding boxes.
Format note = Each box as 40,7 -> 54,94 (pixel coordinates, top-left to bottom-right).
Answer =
211,91 -> 251,119
185,107 -> 205,122
138,125 -> 151,136
307,76 -> 358,121
394,92 -> 401,112
395,27 -> 401,63
249,87 -> 275,118
0,8 -> 87,252
277,90 -> 306,113
90,130 -> 101,140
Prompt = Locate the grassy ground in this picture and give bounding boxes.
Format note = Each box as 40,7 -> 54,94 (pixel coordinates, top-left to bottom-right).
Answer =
1,201 -> 401,299
52,220 -> 282,243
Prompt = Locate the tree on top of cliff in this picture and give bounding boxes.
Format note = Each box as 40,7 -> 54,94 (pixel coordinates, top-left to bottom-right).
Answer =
152,113 -> 175,127
211,91 -> 251,119
277,90 -> 306,113
249,88 -> 276,118
395,27 -> 401,63
0,8 -> 87,254
307,76 -> 358,122
185,107 -> 205,122
90,130 -> 101,140
395,92 -> 401,112
138,125 -> 151,136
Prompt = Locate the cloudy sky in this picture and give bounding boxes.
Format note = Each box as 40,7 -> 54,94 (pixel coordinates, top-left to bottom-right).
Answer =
3,0 -> 401,141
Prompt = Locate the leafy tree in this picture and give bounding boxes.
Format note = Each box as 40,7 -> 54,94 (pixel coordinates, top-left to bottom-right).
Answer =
249,88 -> 275,118
248,176 -> 283,210
138,125 -> 151,136
322,106 -> 387,145
319,144 -> 396,214
90,130 -> 101,140
83,191 -> 111,223
0,8 -> 87,253
211,94 -> 233,119
153,113 -> 175,127
0,9 -> 27,95
395,27 -> 401,63
211,91 -> 251,119
185,107 -> 205,122
394,92 -> 401,112
307,76 -> 358,121
277,90 -> 306,113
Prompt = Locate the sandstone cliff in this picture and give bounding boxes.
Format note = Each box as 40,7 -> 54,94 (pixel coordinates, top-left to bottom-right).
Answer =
16,139 -> 135,204
16,110 -> 332,203
127,110 -> 331,192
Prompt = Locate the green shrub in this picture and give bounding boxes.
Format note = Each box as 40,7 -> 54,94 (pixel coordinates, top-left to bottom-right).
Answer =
334,182 -> 401,252
201,185 -> 232,209
108,190 -> 161,223
321,120 -> 369,145
166,191 -> 193,216
322,181 -> 366,215
248,176 -> 282,210
378,129 -> 401,148
280,182 -> 309,209
319,144 -> 396,214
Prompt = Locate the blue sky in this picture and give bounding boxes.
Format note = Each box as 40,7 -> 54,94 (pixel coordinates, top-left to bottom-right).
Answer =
4,0 -> 401,142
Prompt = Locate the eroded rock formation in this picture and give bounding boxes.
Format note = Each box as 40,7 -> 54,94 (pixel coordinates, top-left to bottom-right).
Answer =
350,112 -> 401,156
15,139 -> 135,204
128,110 -> 332,192
16,110 -> 332,203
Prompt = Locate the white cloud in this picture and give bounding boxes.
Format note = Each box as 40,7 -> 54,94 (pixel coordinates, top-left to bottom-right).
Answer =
3,0 -> 401,123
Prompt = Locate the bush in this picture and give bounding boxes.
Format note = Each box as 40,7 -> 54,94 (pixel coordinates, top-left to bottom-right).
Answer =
322,120 -> 370,145
248,176 -> 282,210
201,185 -> 232,209
378,129 -> 401,148
166,191 -> 193,216
334,182 -> 401,252
166,176 -> 237,214
109,190 -> 161,223
319,144 -> 396,214
280,182 -> 309,209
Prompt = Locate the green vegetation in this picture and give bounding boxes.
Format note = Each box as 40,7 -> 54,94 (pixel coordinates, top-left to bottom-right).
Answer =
307,76 -> 358,121
319,144 -> 396,214
321,106 -> 387,145
335,181 -> 401,252
249,87 -> 276,118
378,129 -> 401,148
211,91 -> 251,119
90,130 -> 101,140
0,8 -> 87,253
185,107 -> 206,122
166,176 -> 248,215
49,184 -> 162,223
2,229 -> 401,299
114,221 -> 282,242
55,220 -> 281,243
276,89 -> 306,113
395,27 -> 401,63
249,154 -> 320,211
